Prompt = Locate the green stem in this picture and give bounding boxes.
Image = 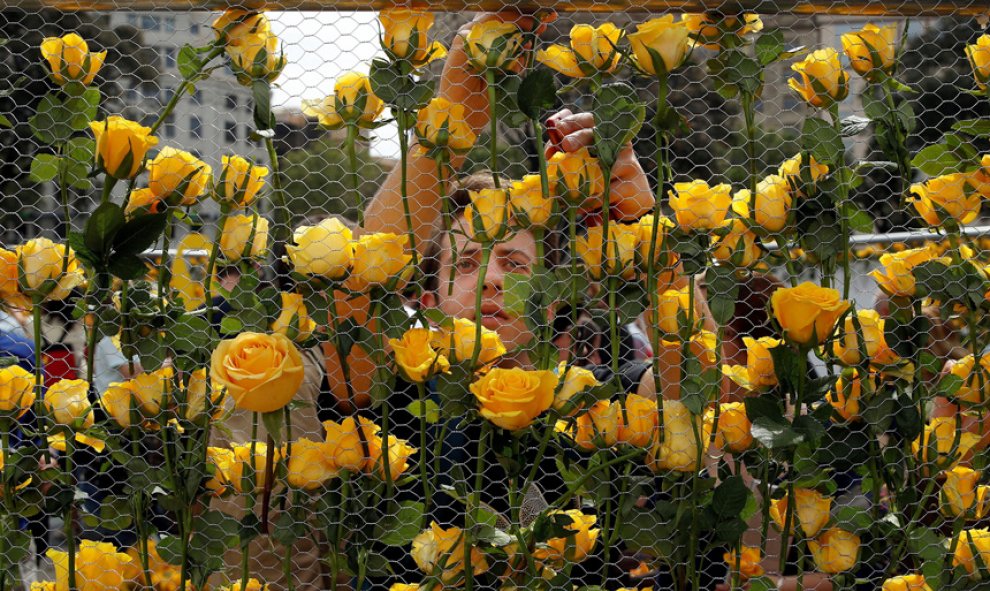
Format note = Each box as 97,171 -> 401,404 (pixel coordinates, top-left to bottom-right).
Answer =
369,297 -> 393,497
465,424 -> 488,591
549,448 -> 643,511
326,288 -> 358,411
205,205 -> 230,330
241,413 -> 260,591
396,110 -> 419,271
417,381 -> 431,514
64,435 -> 77,591
157,212 -> 173,358
149,44 -> 224,135
485,70 -> 501,189
759,449 -> 772,556
467,246 -> 494,370
829,107 -> 851,300
742,92 -> 759,198
132,431 -> 153,590
263,136 -> 289,245
438,157 -> 459,298
346,123 -> 362,225
648,82 -> 671,424
100,175 -> 116,205
567,204 -> 580,355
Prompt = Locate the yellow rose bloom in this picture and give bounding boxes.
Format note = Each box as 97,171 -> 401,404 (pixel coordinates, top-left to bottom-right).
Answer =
532,509 -> 600,564
509,174 -> 554,228
647,399 -> 713,472
566,399 -> 621,450
537,22 -> 623,78
462,20 -> 524,73
40,33 -> 106,87
146,147 -> 212,206
129,366 -> 173,419
0,248 -> 20,304
415,97 -> 477,156
681,13 -> 763,50
733,174 -> 793,234
913,417 -> 982,470
432,317 -> 507,367
380,9 -> 447,68
348,232 -> 413,291
942,466 -> 982,519
0,365 -> 36,419
723,546 -> 764,580
389,327 -> 451,383
778,153 -> 829,197
302,71 -> 384,130
869,244 -> 943,297
323,416 -> 374,473
832,308 -> 899,366
966,34 -> 990,90
219,214 -> 269,261
553,362 -> 599,414
211,332 -> 305,414
212,10 -> 270,46
286,437 -> 337,490
654,285 -> 694,338
15,238 -> 85,303
182,367 -> 226,422
950,354 -> 990,406
910,173 -> 981,227
226,31 -> 286,86
365,429 -> 417,480
637,214 -> 676,270
788,48 -> 849,109
89,116 -> 159,180
270,292 -> 318,343
216,154 -> 269,208
954,528 -> 990,576
124,188 -> 160,216
576,223 -> 639,280
628,15 -> 692,76
411,522 -> 489,584
808,528 -> 861,574
621,394 -> 660,447
841,23 -> 897,81
205,446 -> 235,494
228,441 -> 280,493
286,216 -> 353,280
669,179 -> 733,231
48,540 -> 132,591
548,147 -> 606,207
464,188 -> 510,243
769,488 -> 832,538
771,281 -> 850,346
389,585 -> 420,591
827,370 -> 864,422
712,218 -> 762,267
471,367 -> 557,431
881,574 -> 932,591
746,336 -> 781,388
44,379 -> 93,429
217,579 -> 270,591
715,402 -> 753,453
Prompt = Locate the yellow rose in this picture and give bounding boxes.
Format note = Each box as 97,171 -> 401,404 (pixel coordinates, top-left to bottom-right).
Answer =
910,173 -> 981,227
16,237 -> 85,302
628,15 -> 692,75
411,522 -> 489,584
465,188 -> 510,243
621,393 -> 659,447
827,370 -> 864,422
575,222 -> 639,280
771,281 -> 850,346
45,379 -> 93,429
211,332 -> 305,413
205,446 -> 235,494
0,248 -> 20,304
286,217 -> 354,280
128,366 -> 173,419
954,528 -> 990,576
637,214 -> 677,270
471,367 -> 557,431
532,509 -> 600,564
548,147 -> 605,207
389,585 -> 420,591
654,286 -> 693,337
30,582 -> 55,591
212,10 -> 270,46
950,354 -> 990,406
432,318 -> 507,367
40,33 -> 106,87
733,175 -> 793,234
219,214 -> 269,261
537,23 -> 622,78
146,147 -> 212,206
0,365 -> 36,419
89,116 -> 159,180
48,540 -> 132,591
323,416 -> 373,473
365,430 -> 417,479
509,174 -> 554,229
869,244 -> 943,297
769,488 -> 832,538
841,23 -> 897,81
808,528 -> 861,574
669,179 -> 733,231
966,34 -> 990,90
652,331 -> 719,399
723,546 -> 764,580
216,155 -> 269,209
389,328 -> 451,383
124,188 -> 160,216
715,402 -> 753,453
226,31 -> 286,85
778,153 -> 829,198
286,437 -> 337,490
462,20 -> 524,73
553,362 -> 599,414
348,232 -> 413,291
229,441 -> 280,493
681,13 -> 763,50
881,574 -> 932,591
646,399 -> 713,473
415,97 -> 477,156
832,309 -> 899,366
942,466 -> 982,519
788,48 -> 850,109
567,399 -> 621,450
271,292 -> 318,343
746,336 -> 781,388
712,218 -> 762,267
913,417 -> 982,470
302,71 -> 384,130
380,9 -> 447,68
218,579 -> 270,591
183,367 -> 225,422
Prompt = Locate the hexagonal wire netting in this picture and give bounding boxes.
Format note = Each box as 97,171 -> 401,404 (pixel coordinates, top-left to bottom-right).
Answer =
2,3 -> 990,591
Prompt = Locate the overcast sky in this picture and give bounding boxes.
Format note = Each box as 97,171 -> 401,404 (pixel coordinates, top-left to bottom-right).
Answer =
269,11 -> 400,158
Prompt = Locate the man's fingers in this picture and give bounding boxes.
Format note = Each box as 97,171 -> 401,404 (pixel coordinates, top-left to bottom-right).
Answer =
559,128 -> 595,152
553,112 -> 596,137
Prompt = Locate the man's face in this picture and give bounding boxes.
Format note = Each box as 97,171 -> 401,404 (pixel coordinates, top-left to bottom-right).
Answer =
421,226 -> 537,356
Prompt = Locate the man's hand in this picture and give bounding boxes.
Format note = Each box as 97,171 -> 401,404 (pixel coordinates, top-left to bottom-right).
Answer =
546,109 -> 655,221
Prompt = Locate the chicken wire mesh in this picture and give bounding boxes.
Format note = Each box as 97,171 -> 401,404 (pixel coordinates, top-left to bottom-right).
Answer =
2,4 -> 990,591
